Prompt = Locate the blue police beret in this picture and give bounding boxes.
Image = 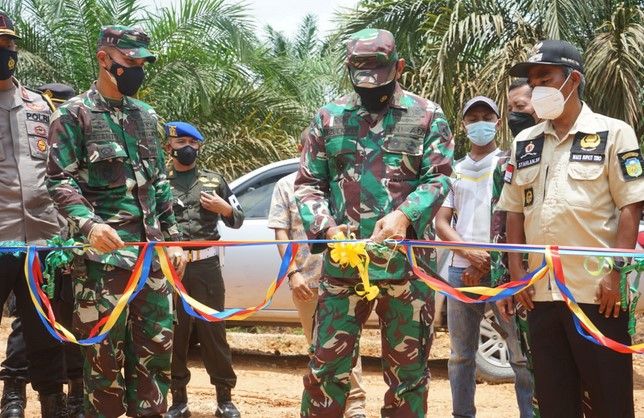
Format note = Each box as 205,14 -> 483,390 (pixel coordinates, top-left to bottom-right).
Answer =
164,121 -> 205,142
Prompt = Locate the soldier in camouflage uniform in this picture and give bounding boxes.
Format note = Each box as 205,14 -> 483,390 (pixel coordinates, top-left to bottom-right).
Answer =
162,121 -> 244,418
46,26 -> 186,418
294,29 -> 454,418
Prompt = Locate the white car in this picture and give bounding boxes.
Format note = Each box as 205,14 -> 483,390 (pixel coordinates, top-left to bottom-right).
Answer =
218,158 -> 523,383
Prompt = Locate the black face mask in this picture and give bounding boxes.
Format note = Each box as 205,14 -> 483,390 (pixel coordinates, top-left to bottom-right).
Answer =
107,59 -> 145,97
171,146 -> 199,166
0,48 -> 18,81
353,79 -> 396,112
508,111 -> 536,137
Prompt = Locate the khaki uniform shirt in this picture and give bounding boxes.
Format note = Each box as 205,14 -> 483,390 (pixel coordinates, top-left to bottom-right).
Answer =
0,80 -> 59,245
268,172 -> 322,288
497,104 -> 644,303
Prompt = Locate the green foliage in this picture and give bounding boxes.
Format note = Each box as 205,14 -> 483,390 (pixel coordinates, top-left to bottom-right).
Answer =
4,0 -> 346,178
338,0 -> 644,158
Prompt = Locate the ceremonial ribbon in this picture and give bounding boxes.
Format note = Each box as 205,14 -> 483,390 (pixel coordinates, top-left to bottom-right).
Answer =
6,238 -> 643,353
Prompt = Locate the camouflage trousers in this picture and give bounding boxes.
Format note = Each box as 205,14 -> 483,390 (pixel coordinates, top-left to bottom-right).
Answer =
301,277 -> 434,418
72,260 -> 173,418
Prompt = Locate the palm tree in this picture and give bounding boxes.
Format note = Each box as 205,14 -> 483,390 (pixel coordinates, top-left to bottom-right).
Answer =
3,0 -> 326,178
337,0 -> 644,156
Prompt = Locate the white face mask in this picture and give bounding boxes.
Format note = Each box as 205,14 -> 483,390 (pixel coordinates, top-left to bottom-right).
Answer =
531,72 -> 573,120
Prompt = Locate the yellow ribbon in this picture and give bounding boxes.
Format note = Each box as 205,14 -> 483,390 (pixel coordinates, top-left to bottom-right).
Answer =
328,232 -> 379,301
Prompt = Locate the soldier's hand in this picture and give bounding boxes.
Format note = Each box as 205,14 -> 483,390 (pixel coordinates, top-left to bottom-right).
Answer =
370,210 -> 410,243
325,224 -> 357,240
290,272 -> 316,302
166,246 -> 187,278
88,224 -> 124,253
496,298 -> 515,322
596,270 -> 623,318
200,191 -> 233,217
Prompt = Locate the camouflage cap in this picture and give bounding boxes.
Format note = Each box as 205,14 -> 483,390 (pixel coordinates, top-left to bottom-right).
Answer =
97,25 -> 156,63
0,12 -> 20,39
346,28 -> 398,87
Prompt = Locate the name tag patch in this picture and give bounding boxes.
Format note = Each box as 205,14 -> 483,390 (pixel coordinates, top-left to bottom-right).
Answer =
516,135 -> 544,169
618,149 -> 644,182
569,131 -> 608,163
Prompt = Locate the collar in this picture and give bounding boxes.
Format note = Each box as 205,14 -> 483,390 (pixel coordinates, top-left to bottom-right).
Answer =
86,82 -> 139,112
0,78 -> 29,111
542,102 -> 600,139
343,82 -> 408,112
167,166 -> 200,180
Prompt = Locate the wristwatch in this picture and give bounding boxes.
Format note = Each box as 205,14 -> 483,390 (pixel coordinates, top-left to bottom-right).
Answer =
287,268 -> 302,280
612,257 -> 628,273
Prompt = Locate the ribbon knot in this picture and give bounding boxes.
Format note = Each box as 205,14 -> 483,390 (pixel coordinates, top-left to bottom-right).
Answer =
328,231 -> 379,301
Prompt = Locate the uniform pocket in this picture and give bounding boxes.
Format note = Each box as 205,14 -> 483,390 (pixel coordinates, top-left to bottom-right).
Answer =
382,134 -> 423,181
326,136 -> 357,181
565,162 -> 605,207
86,142 -> 128,188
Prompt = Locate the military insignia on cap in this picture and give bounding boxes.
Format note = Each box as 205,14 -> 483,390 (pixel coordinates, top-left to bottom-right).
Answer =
618,149 -> 644,182
168,125 -> 177,137
37,138 -> 47,152
7,56 -> 15,70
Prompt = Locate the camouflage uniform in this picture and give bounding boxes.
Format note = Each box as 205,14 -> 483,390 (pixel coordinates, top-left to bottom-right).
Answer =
295,29 -> 454,418
46,26 -> 179,418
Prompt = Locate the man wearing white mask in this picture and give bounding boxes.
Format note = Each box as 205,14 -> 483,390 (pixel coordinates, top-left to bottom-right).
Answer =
435,96 -> 533,418
497,40 -> 643,418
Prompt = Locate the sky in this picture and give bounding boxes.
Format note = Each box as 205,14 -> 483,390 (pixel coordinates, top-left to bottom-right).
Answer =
141,0 -> 359,38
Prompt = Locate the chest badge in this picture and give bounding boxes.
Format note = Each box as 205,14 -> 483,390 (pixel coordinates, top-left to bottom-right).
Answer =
524,187 -> 534,207
516,135 -> 544,169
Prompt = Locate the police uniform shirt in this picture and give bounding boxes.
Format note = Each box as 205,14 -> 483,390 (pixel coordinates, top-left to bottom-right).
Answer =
497,103 -> 644,304
0,81 -> 59,244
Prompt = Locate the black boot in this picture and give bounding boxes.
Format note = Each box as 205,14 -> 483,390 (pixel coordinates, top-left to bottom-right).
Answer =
66,378 -> 84,418
1,378 -> 27,418
215,386 -> 240,418
163,387 -> 190,418
39,392 -> 67,418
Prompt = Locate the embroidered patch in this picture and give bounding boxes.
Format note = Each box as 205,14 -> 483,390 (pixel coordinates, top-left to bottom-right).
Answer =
569,131 -> 608,163
618,149 -> 644,182
504,164 -> 515,184
516,135 -> 544,169
524,187 -> 534,207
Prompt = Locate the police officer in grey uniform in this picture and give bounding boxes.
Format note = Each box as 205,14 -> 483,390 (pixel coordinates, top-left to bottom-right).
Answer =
0,12 -> 67,417
163,122 -> 244,418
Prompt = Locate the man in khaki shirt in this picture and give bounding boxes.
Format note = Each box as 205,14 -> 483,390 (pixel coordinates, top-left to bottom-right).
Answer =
497,40 -> 643,418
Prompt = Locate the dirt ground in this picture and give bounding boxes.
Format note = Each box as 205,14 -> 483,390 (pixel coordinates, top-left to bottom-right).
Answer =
2,322 -> 643,417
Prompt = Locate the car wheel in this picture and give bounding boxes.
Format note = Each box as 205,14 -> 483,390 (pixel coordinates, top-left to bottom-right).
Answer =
475,310 -> 515,384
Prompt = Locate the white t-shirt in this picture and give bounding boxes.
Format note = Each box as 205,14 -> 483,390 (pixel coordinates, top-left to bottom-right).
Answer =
442,149 -> 504,268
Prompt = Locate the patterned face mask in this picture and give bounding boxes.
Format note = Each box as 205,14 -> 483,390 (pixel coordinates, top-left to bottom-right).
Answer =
0,48 -> 17,81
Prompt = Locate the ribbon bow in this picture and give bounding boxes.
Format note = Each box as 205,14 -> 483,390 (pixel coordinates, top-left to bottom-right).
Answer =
328,232 -> 379,301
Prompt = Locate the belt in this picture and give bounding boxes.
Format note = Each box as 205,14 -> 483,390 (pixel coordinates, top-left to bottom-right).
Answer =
184,246 -> 219,263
